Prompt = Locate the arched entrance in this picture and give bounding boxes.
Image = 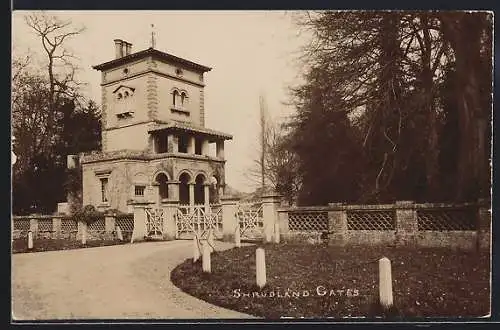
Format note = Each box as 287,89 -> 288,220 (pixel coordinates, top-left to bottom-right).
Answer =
179,172 -> 191,205
155,173 -> 169,200
194,174 -> 206,205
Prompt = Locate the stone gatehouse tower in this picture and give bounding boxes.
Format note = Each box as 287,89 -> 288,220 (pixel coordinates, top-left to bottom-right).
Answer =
80,39 -> 232,213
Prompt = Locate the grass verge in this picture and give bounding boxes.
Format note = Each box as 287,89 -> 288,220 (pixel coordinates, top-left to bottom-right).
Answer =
12,238 -> 129,253
170,243 -> 490,319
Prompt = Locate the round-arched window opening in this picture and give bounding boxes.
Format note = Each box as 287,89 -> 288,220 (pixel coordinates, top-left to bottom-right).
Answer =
124,91 -> 129,97
123,68 -> 129,75
117,93 -> 123,99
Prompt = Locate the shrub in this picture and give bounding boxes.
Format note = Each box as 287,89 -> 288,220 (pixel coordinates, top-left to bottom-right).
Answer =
73,205 -> 104,225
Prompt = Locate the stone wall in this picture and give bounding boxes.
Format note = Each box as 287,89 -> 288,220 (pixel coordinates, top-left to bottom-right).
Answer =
277,200 -> 490,250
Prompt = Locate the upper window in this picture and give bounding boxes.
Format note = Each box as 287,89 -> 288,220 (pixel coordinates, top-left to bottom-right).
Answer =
171,89 -> 189,112
100,178 -> 109,203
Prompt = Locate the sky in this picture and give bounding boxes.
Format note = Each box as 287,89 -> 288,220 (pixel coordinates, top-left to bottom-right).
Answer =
12,10 -> 311,193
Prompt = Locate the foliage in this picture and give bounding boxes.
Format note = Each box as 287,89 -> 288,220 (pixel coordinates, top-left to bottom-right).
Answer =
73,205 -> 105,225
12,13 -> 100,215
285,11 -> 492,204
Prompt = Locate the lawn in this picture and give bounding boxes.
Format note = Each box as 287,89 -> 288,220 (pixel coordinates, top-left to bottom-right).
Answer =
170,243 -> 490,319
11,238 -> 129,253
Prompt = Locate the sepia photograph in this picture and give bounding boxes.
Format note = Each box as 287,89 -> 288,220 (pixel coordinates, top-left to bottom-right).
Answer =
11,9 -> 492,321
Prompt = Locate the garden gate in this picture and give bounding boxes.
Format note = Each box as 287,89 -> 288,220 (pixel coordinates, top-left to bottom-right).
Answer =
145,208 -> 164,240
175,205 -> 223,240
236,202 -> 264,241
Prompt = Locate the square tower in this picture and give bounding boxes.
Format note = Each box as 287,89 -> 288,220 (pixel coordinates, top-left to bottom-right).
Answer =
80,40 -> 232,213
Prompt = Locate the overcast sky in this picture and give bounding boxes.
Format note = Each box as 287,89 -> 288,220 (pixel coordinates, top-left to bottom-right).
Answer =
12,10 -> 310,193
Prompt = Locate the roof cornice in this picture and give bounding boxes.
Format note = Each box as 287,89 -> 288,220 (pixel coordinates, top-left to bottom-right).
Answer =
92,48 -> 212,73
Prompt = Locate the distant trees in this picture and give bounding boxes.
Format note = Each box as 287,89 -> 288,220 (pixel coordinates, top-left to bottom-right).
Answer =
284,11 -> 492,205
12,13 -> 100,215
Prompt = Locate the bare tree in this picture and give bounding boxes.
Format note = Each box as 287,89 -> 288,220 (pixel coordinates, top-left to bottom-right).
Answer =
24,12 -> 85,147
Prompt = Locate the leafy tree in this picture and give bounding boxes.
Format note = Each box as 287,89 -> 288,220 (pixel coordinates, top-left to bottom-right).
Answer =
286,11 -> 492,204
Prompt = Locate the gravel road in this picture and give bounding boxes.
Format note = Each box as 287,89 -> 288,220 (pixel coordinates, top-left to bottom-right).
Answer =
12,240 -> 254,320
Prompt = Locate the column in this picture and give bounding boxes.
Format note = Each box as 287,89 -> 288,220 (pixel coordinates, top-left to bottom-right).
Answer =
216,141 -> 224,160
277,210 -> 289,238
167,180 -> 180,202
394,201 -> 417,247
204,184 -> 210,212
221,196 -> 239,242
105,215 -> 116,239
327,203 -> 347,246
151,183 -> 161,206
202,139 -> 210,156
52,216 -> 62,238
130,201 -> 152,243
261,192 -> 282,243
168,134 -> 179,153
187,136 -> 196,154
163,199 -> 179,240
29,217 -> 38,238
189,183 -> 195,207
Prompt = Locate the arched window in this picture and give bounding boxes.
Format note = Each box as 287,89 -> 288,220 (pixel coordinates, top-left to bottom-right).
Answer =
181,92 -> 187,107
172,90 -> 179,107
117,93 -> 122,100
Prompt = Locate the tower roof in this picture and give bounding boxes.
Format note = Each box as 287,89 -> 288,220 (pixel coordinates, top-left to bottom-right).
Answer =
92,47 -> 212,73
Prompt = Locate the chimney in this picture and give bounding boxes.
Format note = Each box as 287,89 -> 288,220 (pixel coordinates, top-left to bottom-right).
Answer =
114,39 -> 123,58
125,42 -> 132,56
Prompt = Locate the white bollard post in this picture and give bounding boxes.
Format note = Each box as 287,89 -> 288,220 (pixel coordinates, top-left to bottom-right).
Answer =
207,229 -> 215,252
116,225 -> 123,241
234,226 -> 241,248
193,236 -> 200,262
202,243 -> 211,273
27,231 -> 33,250
274,222 -> 280,244
256,247 -> 266,288
379,257 -> 393,309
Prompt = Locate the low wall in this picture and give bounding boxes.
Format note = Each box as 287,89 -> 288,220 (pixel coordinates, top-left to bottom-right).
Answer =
12,213 -> 134,242
277,200 -> 490,250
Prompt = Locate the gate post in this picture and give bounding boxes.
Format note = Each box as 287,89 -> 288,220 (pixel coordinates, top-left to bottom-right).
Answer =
394,201 -> 417,247
221,195 -> 240,242
130,201 -> 152,243
261,192 -> 283,243
163,199 -> 179,240
327,203 -> 347,246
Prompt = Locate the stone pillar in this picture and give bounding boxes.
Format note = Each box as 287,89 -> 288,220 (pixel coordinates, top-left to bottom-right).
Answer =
261,193 -> 282,243
168,134 -> 179,153
168,180 -> 180,202
189,183 -> 195,207
477,198 -> 491,250
130,201 -> 152,243
202,139 -> 210,156
77,221 -> 87,241
277,210 -> 290,236
204,184 -> 210,212
163,200 -> 179,240
328,203 -> 347,246
395,201 -> 417,247
105,215 -> 116,238
52,217 -> 62,239
151,182 -> 161,206
29,217 -> 38,237
216,141 -> 224,160
221,196 -> 239,242
188,136 -> 196,154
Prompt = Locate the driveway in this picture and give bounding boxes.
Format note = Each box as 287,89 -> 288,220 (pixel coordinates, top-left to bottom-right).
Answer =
12,240 -> 254,320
